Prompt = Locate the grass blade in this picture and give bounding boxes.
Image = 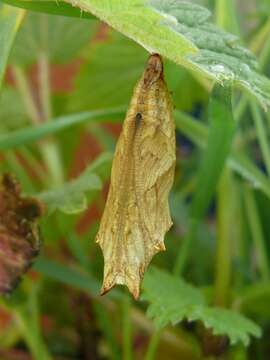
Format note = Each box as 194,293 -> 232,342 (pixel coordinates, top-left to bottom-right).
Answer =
174,83 -> 236,274
0,107 -> 125,150
174,110 -> 270,199
191,83 -> 235,220
0,4 -> 24,89
34,257 -> 122,299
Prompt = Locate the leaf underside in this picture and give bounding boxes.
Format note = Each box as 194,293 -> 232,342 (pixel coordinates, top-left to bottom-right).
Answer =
63,0 -> 270,109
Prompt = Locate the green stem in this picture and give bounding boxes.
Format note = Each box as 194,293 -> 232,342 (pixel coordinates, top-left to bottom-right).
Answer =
5,150 -> 36,192
250,102 -> 270,176
258,31 -> 270,69
38,16 -> 64,186
173,219 -> 198,276
250,17 -> 270,56
14,286 -> 52,360
234,96 -> 249,123
20,147 -> 48,184
122,295 -> 133,360
12,65 -> 41,124
38,51 -> 52,121
234,18 -> 270,122
12,64 -> 62,186
214,169 -> 233,307
149,219 -> 197,358
244,185 -> 270,282
144,329 -> 162,360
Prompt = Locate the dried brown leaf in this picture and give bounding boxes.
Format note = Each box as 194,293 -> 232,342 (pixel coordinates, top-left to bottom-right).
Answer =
0,173 -> 42,294
96,54 -> 176,299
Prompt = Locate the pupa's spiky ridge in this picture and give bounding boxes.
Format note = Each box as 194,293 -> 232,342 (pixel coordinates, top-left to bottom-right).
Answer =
96,54 -> 176,299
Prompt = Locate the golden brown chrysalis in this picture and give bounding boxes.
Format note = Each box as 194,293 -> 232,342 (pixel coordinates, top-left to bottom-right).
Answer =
0,173 -> 42,294
96,54 -> 176,299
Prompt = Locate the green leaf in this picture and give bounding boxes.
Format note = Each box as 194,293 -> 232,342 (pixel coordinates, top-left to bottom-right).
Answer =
38,152 -> 112,214
10,12 -> 97,65
2,0 -> 95,19
0,4 -> 24,89
64,0 -> 270,108
191,82 -> 235,220
70,32 -> 147,111
188,307 -> 262,347
143,267 -> 262,346
71,31 -> 207,112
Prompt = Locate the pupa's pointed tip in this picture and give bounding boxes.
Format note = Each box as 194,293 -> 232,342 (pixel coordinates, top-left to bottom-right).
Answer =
100,274 -> 141,300
128,284 -> 140,300
154,241 -> 166,252
100,278 -> 116,296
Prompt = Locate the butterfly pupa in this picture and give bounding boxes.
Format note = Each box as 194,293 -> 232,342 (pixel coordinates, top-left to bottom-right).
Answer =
96,54 -> 176,299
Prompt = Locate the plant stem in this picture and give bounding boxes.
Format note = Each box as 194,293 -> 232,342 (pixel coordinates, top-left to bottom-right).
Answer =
5,150 -> 36,192
12,64 -> 62,186
173,219 -> 198,276
122,295 -> 133,360
214,169 -> 233,307
14,285 -> 52,360
234,18 -> 270,122
145,329 -> 162,360
147,220 -> 198,358
250,102 -> 270,176
244,185 -> 270,282
20,147 -> 48,184
38,51 -> 52,121
38,15 -> 64,186
250,18 -> 270,56
12,65 -> 41,125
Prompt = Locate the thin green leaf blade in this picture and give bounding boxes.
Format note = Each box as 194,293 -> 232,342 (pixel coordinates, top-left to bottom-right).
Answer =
174,110 -> 270,199
0,107 -> 125,150
34,256 -> 122,299
191,82 -> 235,221
0,4 -> 24,89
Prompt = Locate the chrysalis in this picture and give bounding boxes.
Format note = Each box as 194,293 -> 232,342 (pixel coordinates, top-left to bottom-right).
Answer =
0,173 -> 42,294
96,54 -> 176,299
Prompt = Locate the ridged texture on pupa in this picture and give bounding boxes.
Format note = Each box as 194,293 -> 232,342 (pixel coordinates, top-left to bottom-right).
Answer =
0,173 -> 42,294
96,54 -> 176,299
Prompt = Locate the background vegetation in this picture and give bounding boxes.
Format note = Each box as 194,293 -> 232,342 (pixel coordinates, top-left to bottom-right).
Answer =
0,0 -> 270,359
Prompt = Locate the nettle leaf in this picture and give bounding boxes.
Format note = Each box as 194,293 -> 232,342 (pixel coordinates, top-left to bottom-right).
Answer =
143,268 -> 262,346
71,31 -> 207,112
38,152 -> 112,214
10,12 -> 97,66
65,0 -> 270,109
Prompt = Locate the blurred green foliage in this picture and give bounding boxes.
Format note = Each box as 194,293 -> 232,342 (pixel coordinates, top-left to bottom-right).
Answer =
0,0 -> 270,359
